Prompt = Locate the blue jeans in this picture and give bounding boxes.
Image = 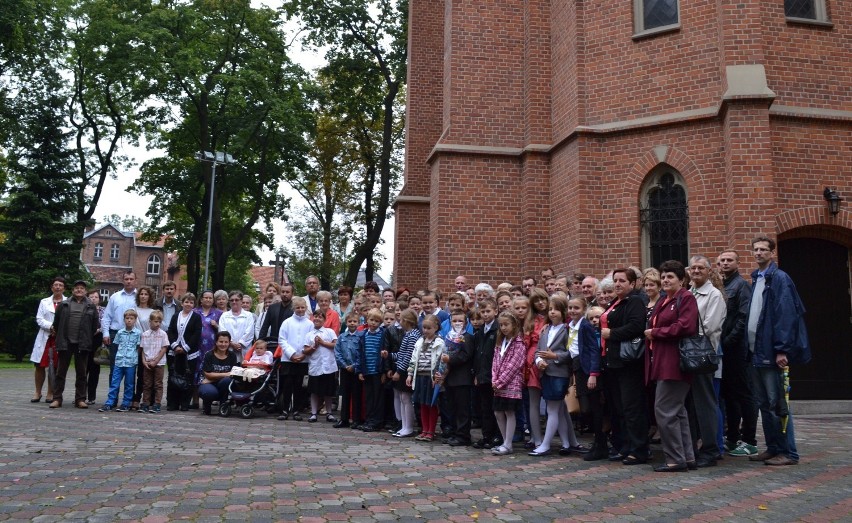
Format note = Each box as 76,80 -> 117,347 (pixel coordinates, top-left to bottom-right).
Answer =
199,378 -> 232,403
752,366 -> 799,460
106,365 -> 136,408
712,377 -> 725,452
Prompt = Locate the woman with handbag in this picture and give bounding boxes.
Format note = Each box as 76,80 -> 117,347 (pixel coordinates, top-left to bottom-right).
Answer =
167,293 -> 202,411
644,260 -> 699,472
600,268 -> 650,465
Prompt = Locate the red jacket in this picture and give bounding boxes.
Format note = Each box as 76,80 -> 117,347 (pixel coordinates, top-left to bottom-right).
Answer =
646,287 -> 698,384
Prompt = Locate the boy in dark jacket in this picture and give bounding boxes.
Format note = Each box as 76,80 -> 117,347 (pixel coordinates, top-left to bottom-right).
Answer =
472,298 -> 501,448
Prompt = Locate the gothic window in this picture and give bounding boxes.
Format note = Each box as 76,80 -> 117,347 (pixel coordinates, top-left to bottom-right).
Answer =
640,167 -> 689,269
634,0 -> 679,35
147,254 -> 161,275
110,243 -> 120,260
785,0 -> 828,22
93,242 -> 103,259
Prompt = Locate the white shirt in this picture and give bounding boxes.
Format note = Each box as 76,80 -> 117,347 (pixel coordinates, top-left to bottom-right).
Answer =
219,309 -> 255,355
278,313 -> 314,360
567,319 -> 581,358
102,288 -> 138,333
304,327 -> 338,376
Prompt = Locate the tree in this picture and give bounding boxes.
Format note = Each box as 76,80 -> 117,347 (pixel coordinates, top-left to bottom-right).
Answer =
0,80 -> 85,360
284,0 -> 407,287
102,214 -> 148,232
284,105 -> 360,290
130,0 -> 311,292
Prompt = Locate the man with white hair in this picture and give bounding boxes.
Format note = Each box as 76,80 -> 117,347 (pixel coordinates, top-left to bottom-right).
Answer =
581,276 -> 599,306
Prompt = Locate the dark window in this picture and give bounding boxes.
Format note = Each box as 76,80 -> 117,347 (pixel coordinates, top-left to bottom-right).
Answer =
641,171 -> 689,269
643,0 -> 679,31
785,0 -> 816,19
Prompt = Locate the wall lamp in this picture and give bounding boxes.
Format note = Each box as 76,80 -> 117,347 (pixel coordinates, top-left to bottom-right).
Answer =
823,187 -> 843,216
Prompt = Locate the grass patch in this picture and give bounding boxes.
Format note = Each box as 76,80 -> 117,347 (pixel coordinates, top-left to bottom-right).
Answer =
0,353 -> 32,369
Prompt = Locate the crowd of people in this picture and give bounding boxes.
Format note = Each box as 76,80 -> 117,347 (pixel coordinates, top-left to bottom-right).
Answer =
30,235 -> 810,471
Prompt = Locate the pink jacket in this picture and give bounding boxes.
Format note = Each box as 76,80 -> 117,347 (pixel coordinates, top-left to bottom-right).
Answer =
492,335 -> 526,399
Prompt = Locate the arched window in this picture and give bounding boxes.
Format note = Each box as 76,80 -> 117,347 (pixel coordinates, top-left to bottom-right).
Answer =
147,254 -> 161,275
110,243 -> 120,260
640,166 -> 689,268
93,242 -> 103,259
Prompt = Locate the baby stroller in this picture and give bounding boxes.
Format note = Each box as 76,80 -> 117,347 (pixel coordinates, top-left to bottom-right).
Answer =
219,341 -> 283,419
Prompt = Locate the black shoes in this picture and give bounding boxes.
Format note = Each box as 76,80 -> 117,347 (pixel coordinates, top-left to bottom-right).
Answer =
333,420 -> 350,428
654,463 -> 688,472
695,458 -> 717,468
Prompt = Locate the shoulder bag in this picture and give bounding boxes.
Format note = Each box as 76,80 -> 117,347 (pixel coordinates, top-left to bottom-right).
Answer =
676,295 -> 719,374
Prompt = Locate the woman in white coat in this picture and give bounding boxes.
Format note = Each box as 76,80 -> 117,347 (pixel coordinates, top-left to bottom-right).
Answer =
30,277 -> 66,402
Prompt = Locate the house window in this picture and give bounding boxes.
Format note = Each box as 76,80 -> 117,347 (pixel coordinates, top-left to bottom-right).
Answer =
110,243 -> 119,260
93,242 -> 103,259
147,254 -> 161,275
634,0 -> 680,36
640,167 -> 689,269
784,0 -> 829,22
99,289 -> 110,304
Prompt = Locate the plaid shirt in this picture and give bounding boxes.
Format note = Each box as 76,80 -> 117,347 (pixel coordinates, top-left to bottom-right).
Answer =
140,329 -> 169,365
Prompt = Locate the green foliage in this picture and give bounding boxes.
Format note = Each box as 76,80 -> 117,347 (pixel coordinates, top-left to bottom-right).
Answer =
0,78 -> 85,360
101,214 -> 148,232
283,0 -> 407,287
126,0 -> 311,292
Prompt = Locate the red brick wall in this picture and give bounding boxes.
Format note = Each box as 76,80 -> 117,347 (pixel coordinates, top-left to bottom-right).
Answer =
398,0 -> 852,293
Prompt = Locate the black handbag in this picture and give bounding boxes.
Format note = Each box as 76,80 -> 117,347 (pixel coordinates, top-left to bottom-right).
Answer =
168,370 -> 191,391
619,337 -> 645,361
676,295 -> 719,374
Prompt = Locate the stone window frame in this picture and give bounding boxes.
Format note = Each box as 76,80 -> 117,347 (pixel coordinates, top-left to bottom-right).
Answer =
632,0 -> 681,40
147,254 -> 161,275
784,0 -> 832,27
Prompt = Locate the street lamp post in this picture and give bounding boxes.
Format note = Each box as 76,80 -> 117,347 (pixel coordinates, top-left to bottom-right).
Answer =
194,151 -> 236,290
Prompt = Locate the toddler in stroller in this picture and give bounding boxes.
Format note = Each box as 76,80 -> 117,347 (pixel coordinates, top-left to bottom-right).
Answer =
220,340 -> 282,418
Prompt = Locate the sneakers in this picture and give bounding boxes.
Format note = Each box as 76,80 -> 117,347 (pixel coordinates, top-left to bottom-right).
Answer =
98,405 -> 114,412
138,404 -> 150,414
728,441 -> 759,457
151,404 -> 161,414
115,405 -> 130,413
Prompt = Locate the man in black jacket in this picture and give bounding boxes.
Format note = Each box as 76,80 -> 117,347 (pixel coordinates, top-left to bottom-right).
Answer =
718,250 -> 757,456
52,280 -> 100,409
259,283 -> 295,341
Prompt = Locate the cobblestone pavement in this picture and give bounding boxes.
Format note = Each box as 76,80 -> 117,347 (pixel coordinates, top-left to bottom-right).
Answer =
1,368 -> 850,522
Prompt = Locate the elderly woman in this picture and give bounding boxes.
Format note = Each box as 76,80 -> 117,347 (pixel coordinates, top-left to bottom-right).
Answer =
644,260 -> 699,472
30,277 -> 66,403
333,286 -> 354,319
198,331 -> 238,415
213,289 -> 229,312
167,293 -> 201,411
600,268 -> 649,465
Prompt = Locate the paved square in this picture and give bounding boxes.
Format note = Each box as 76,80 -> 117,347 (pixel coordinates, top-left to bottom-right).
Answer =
1,369 -> 850,522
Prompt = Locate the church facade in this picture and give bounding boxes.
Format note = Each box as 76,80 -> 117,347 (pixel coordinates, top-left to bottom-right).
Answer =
393,1 -> 852,398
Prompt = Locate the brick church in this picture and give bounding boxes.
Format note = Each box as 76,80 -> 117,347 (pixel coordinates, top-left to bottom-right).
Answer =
393,1 -> 852,399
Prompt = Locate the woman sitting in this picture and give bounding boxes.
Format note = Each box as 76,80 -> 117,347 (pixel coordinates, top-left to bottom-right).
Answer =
198,332 -> 238,415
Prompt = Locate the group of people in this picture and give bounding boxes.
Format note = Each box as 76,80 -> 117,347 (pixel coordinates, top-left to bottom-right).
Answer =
31,235 -> 810,471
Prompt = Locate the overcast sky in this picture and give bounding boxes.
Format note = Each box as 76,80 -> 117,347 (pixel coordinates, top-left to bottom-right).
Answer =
94,11 -> 396,283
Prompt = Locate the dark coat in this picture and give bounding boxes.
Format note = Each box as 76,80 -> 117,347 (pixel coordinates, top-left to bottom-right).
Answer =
646,287 -> 698,383
473,321 -> 499,384
257,300 -> 294,341
747,262 -> 811,367
721,271 -> 752,359
444,330 -> 474,387
53,298 -> 99,352
381,324 -> 403,373
167,311 -> 202,357
576,318 -> 602,376
603,294 -> 647,368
